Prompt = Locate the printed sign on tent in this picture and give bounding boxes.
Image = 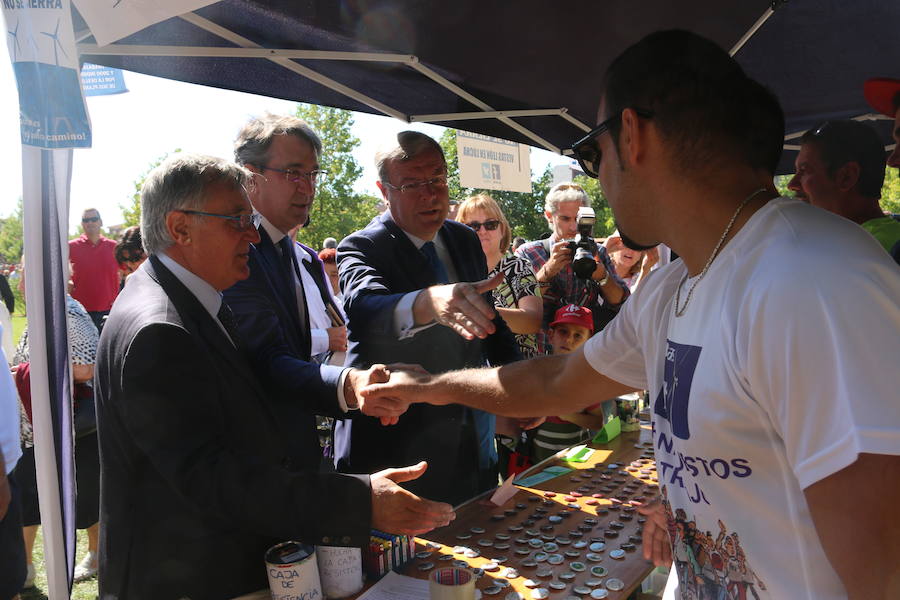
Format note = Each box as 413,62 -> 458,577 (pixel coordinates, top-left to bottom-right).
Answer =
2,0 -> 91,148
456,130 -> 532,193
72,0 -> 219,46
81,62 -> 128,96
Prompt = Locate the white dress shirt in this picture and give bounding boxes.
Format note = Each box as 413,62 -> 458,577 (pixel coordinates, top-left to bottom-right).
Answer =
158,252 -> 234,345
257,217 -> 352,410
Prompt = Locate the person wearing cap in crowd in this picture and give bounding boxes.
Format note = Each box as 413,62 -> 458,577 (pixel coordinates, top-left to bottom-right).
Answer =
864,76 -> 900,263
529,304 -> 605,462
69,208 -> 120,331
95,153 -> 453,599
361,30 -> 900,599
516,183 -> 629,352
788,119 -> 900,265
336,131 -> 521,505
322,236 -> 338,250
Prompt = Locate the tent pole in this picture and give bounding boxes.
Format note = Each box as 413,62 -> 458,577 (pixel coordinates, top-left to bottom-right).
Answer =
729,0 -> 786,56
178,13 -> 407,120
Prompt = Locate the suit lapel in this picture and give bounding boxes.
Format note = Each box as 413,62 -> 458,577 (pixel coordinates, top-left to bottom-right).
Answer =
438,224 -> 473,283
147,256 -> 269,403
255,228 -> 313,357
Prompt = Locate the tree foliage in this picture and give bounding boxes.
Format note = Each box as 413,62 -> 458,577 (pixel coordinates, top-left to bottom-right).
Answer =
881,165 -> 900,214
0,199 -> 24,264
120,150 -> 182,228
293,104 -> 379,247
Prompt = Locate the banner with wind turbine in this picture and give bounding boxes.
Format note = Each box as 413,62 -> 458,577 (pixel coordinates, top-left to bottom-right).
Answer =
2,1 -> 87,596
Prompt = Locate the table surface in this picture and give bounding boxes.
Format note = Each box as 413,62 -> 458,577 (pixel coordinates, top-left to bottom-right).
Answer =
353,425 -> 659,599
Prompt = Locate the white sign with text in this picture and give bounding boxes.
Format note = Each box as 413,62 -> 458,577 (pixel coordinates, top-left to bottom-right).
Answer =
456,130 -> 532,193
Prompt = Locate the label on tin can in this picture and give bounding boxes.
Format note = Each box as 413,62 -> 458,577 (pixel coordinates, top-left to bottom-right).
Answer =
315,546 -> 363,598
265,541 -> 323,600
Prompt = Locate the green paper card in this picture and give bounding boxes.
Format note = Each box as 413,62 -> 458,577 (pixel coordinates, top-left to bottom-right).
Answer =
592,416 -> 622,444
562,444 -> 595,462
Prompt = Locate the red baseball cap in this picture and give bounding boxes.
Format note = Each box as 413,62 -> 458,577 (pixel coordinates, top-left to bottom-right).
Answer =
550,304 -> 593,333
863,78 -> 900,118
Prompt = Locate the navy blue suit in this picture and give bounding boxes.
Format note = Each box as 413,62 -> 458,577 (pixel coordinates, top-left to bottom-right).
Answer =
223,226 -> 344,469
336,213 -> 520,505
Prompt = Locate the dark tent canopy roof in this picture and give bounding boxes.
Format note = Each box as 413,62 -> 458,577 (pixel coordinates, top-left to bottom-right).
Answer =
75,0 -> 900,175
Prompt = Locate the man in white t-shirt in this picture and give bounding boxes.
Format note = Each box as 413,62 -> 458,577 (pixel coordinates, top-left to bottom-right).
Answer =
361,30 -> 900,599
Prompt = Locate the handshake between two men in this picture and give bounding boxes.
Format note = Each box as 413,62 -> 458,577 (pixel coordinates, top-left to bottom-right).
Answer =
349,273 -> 571,537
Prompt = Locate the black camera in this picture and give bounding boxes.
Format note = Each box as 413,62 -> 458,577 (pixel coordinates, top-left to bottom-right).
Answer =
567,207 -> 598,279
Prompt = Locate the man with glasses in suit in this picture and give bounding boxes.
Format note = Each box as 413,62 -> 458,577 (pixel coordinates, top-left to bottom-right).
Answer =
96,154 -> 453,599
225,114 -> 422,473
335,131 -> 521,505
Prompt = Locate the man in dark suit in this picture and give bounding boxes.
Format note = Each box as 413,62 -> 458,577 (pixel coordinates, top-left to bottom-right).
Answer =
95,154 -> 454,599
225,114 -> 376,470
337,132 -> 521,506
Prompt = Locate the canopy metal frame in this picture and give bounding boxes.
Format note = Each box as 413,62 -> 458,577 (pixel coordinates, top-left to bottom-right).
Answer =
75,1 -> 892,170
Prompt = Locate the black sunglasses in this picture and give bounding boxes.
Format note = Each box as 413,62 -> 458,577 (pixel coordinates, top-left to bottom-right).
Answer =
82,216 -> 100,223
569,108 -> 654,178
466,219 -> 501,232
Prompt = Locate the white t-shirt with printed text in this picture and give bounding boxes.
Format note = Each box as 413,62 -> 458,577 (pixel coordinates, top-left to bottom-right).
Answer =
584,197 -> 900,599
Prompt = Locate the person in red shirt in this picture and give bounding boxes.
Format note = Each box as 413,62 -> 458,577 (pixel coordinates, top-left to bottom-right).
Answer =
69,208 -> 120,331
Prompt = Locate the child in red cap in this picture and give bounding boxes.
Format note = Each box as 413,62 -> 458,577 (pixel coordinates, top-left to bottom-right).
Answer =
529,304 -> 607,462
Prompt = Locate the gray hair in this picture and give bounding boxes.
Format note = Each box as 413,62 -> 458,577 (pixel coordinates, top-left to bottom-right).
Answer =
140,154 -> 252,255
234,113 -> 322,167
544,182 -> 589,214
375,131 -> 445,182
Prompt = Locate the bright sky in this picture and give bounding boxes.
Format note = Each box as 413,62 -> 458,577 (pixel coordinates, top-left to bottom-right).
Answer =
0,56 -> 572,235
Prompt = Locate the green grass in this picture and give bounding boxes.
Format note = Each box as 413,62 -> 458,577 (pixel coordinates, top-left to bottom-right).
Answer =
20,528 -> 98,600
11,313 -> 25,348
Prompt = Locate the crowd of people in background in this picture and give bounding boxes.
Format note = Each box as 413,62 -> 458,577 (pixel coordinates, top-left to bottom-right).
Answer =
0,28 -> 899,600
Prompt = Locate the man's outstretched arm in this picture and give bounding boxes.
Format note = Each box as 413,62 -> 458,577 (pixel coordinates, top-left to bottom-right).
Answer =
362,347 -> 635,418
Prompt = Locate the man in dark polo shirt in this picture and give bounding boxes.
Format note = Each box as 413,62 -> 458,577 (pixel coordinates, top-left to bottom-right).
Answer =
69,208 -> 120,331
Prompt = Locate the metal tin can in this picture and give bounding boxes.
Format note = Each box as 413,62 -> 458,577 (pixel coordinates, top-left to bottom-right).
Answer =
265,541 -> 323,600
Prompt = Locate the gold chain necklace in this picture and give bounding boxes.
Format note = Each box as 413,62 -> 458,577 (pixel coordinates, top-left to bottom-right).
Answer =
674,187 -> 768,317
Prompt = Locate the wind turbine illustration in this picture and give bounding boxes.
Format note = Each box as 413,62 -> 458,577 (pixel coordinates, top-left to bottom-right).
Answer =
40,19 -> 68,66
7,21 -> 20,62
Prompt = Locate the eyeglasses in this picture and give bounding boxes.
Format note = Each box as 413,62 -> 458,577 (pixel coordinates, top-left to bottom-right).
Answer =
466,219 -> 501,232
569,108 -> 654,178
82,216 -> 100,223
259,165 -> 324,185
178,210 -> 262,231
381,174 -> 449,194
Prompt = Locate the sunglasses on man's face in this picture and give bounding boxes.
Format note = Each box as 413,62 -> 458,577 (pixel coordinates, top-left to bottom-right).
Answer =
569,108 -> 654,178
465,219 -> 501,232
82,216 -> 100,223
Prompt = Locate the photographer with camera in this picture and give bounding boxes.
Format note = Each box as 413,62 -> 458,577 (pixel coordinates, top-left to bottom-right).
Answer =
516,183 -> 629,353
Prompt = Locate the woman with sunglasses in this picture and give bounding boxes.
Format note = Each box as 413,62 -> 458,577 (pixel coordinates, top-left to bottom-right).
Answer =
458,194 -> 546,477
457,194 -> 543,359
